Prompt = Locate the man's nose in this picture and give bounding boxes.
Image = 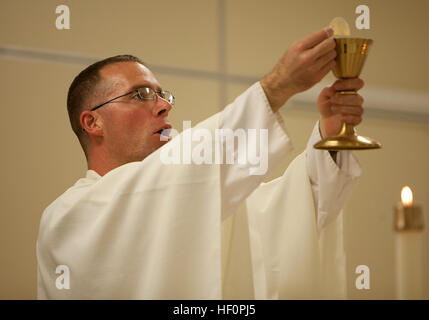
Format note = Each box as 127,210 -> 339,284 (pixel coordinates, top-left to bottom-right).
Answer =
152,96 -> 172,117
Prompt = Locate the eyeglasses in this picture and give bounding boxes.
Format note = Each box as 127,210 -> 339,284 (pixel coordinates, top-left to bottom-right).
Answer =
89,86 -> 175,111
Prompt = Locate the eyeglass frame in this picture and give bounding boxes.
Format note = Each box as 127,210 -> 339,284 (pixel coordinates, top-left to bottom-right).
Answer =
89,86 -> 175,111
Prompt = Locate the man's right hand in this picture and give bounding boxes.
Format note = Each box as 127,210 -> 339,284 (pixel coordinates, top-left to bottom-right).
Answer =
260,27 -> 336,112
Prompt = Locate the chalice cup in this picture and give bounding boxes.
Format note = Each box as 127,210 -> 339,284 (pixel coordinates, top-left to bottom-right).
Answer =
313,38 -> 381,150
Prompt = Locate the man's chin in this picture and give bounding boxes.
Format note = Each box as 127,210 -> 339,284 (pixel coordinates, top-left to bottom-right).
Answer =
150,136 -> 170,152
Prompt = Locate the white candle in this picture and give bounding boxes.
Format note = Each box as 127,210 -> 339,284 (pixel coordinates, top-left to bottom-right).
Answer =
395,186 -> 424,299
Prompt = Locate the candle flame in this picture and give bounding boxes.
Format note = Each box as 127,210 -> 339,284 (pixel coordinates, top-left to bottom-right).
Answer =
401,186 -> 413,206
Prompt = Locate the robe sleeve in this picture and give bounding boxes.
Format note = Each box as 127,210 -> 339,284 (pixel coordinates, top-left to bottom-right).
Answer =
305,120 -> 363,229
219,82 -> 294,220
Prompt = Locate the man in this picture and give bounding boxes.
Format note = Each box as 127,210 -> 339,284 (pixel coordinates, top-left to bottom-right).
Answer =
37,27 -> 363,299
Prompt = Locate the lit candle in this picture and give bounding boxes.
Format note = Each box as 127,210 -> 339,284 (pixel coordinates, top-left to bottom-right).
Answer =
395,186 -> 424,299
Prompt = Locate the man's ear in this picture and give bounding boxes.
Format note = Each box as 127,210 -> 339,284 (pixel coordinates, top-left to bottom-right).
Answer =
80,110 -> 104,137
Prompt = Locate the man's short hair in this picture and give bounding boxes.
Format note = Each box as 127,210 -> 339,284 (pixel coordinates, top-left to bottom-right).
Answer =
67,54 -> 145,157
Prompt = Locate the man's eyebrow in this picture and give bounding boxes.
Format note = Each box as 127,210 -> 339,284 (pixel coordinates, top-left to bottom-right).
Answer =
128,83 -> 163,92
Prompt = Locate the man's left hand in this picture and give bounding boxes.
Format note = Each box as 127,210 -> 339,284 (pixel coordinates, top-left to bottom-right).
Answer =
318,78 -> 365,139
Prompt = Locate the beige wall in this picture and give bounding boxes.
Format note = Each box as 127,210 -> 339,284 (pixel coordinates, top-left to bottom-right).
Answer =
1,0 -> 428,299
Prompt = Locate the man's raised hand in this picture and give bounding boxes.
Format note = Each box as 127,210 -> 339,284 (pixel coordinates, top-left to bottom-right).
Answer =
261,27 -> 336,112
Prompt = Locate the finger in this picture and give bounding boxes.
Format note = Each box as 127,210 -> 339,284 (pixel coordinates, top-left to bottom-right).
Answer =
318,86 -> 336,111
320,85 -> 336,100
314,49 -> 336,70
334,78 -> 365,91
310,38 -> 336,61
341,115 -> 362,126
331,105 -> 364,116
331,93 -> 364,106
300,27 -> 333,50
318,59 -> 336,78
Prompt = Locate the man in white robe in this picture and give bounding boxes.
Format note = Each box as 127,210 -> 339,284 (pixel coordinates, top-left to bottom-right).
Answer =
37,27 -> 363,299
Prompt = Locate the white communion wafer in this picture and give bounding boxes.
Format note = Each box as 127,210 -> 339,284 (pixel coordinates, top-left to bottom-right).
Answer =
329,17 -> 351,36
160,128 -> 171,141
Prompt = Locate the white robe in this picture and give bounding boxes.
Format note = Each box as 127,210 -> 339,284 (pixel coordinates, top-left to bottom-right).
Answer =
37,82 -> 361,299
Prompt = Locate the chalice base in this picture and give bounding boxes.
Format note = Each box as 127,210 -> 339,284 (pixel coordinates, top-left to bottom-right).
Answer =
313,133 -> 381,151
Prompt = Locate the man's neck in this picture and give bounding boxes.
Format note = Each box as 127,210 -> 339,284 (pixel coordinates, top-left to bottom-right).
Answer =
87,153 -> 123,177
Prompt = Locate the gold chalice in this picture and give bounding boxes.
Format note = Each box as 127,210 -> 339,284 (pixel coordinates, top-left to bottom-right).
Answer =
313,38 -> 381,150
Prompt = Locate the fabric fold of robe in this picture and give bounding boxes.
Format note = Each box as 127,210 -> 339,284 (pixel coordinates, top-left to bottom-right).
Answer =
222,151 -> 346,299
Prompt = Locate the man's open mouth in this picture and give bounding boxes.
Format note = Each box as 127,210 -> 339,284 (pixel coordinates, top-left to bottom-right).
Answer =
154,124 -> 172,135
154,124 -> 172,142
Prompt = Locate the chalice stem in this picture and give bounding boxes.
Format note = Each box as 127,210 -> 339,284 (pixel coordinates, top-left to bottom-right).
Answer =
338,122 -> 355,137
